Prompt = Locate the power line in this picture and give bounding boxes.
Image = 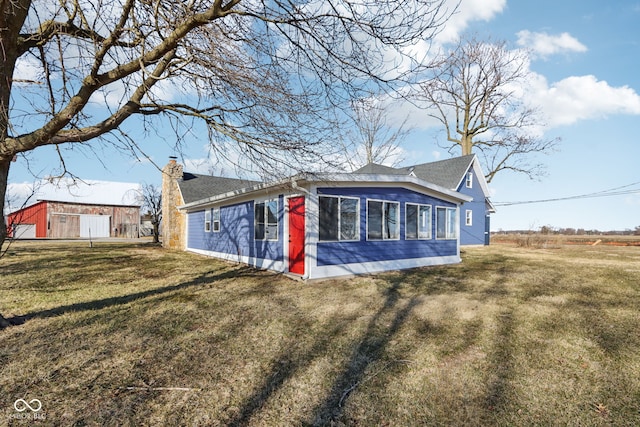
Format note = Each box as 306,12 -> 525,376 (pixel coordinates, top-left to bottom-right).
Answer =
493,181 -> 640,207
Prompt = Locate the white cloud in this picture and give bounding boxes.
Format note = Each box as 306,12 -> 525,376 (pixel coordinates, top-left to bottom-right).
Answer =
383,97 -> 442,130
12,57 -> 44,84
436,0 -> 507,44
516,30 -> 587,59
528,74 -> 640,127
183,144 -> 264,180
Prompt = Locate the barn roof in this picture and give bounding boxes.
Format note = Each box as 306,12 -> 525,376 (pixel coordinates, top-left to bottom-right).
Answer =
7,179 -> 142,214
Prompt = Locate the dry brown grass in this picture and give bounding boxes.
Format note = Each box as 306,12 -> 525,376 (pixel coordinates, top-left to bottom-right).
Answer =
1,240 -> 639,426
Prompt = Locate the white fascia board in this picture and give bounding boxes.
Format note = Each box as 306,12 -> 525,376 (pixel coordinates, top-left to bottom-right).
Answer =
305,173 -> 473,203
452,155 -> 477,191
470,158 -> 492,198
468,158 -> 496,213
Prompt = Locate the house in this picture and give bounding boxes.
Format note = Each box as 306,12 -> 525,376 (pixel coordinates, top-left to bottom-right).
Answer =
161,158 -> 260,249
354,155 -> 495,245
162,156 -> 490,280
6,180 -> 141,239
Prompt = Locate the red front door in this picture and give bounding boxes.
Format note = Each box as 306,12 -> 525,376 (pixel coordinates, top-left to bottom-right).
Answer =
288,196 -> 305,275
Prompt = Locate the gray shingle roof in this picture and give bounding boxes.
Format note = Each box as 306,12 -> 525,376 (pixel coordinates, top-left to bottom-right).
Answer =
401,155 -> 475,189
179,155 -> 478,205
353,154 -> 475,190
178,173 -> 261,204
351,163 -> 406,175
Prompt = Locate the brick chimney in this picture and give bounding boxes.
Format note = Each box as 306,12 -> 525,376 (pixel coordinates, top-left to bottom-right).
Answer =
161,157 -> 185,249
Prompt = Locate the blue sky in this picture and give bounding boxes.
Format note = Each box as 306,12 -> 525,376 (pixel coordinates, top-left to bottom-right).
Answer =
467,0 -> 640,231
7,0 -> 640,231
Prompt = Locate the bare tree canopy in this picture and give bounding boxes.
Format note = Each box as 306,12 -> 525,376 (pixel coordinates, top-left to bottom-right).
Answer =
138,182 -> 161,243
0,0 -> 453,248
340,98 -> 412,171
0,0 -> 456,327
419,35 -> 559,183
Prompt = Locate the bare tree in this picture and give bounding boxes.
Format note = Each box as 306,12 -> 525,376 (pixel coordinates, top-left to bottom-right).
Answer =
0,0 -> 452,326
341,98 -> 412,171
138,183 -> 162,243
420,35 -> 559,182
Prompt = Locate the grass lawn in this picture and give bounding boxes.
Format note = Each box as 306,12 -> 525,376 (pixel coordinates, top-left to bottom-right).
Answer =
1,240 -> 639,426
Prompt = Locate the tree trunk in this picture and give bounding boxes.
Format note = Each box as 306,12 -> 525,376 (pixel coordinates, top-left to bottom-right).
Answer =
0,157 -> 10,328
0,156 -> 9,247
152,221 -> 160,243
1,0 -> 30,245
460,134 -> 473,156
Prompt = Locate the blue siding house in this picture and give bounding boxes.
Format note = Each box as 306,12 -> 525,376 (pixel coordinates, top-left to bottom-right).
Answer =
353,155 -> 495,246
164,155 -> 495,279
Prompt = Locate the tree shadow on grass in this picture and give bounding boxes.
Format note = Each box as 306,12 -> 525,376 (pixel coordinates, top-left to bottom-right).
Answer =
3,266 -> 260,327
483,307 -> 516,413
310,288 -> 420,425
226,282 -> 419,426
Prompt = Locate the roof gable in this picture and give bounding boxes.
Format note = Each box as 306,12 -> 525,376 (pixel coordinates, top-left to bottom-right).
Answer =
401,154 -> 476,189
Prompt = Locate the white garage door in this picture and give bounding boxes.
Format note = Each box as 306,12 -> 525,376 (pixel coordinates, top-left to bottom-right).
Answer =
80,215 -> 110,238
13,224 -> 36,239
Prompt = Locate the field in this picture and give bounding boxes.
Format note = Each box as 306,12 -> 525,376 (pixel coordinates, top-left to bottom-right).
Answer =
1,240 -> 639,426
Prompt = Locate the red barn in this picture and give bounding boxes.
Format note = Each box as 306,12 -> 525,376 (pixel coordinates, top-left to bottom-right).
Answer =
7,200 -> 140,239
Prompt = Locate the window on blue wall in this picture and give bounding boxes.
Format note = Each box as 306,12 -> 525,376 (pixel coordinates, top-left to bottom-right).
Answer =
204,209 -> 211,232
367,200 -> 399,240
466,172 -> 473,188
319,196 -> 359,241
255,199 -> 278,240
436,207 -> 457,239
212,207 -> 221,232
465,209 -> 472,226
406,203 -> 432,239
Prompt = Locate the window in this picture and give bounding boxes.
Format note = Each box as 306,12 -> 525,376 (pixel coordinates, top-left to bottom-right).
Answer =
367,200 -> 399,240
319,196 -> 359,241
466,172 -> 473,188
465,209 -> 472,226
436,207 -> 457,239
406,203 -> 431,239
212,208 -> 221,232
204,209 -> 211,232
255,199 -> 278,240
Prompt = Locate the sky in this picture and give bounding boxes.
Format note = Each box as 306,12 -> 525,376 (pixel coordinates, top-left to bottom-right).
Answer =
6,0 -> 640,232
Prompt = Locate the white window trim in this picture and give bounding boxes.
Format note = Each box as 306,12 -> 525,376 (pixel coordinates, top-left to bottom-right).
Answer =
254,198 -> 279,241
318,195 -> 360,242
212,207 -> 221,232
465,209 -> 472,226
435,206 -> 458,240
466,172 -> 473,188
204,209 -> 211,232
405,203 -> 432,240
366,198 -> 400,241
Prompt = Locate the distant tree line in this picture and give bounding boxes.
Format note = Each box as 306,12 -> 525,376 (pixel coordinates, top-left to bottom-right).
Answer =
493,226 -> 640,236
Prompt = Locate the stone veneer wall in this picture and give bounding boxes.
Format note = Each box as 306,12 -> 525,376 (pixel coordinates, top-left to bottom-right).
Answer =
161,159 -> 186,249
